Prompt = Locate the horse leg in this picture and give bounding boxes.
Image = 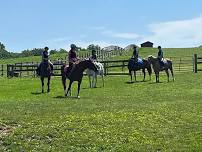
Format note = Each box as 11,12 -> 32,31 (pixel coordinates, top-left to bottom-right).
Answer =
170,66 -> 174,81
88,75 -> 91,88
147,67 -> 152,81
66,80 -> 73,97
41,77 -> 44,93
142,69 -> 146,81
62,75 -> 67,96
134,71 -> 136,82
129,70 -> 133,83
155,71 -> 159,83
165,69 -> 169,82
102,74 -> 104,87
47,76 -> 51,92
77,81 -> 81,98
94,74 -> 97,88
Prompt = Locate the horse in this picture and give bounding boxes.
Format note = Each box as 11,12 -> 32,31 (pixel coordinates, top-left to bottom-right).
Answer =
128,58 -> 152,82
86,61 -> 104,88
61,59 -> 98,98
36,61 -> 53,93
148,55 -> 174,83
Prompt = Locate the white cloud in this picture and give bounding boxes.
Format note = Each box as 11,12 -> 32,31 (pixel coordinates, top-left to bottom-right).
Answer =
143,16 -> 202,47
101,30 -> 140,40
113,33 -> 140,39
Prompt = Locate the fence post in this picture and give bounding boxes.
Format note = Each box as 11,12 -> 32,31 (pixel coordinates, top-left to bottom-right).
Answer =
1,65 -> 3,76
194,54 -> 197,73
103,62 -> 107,76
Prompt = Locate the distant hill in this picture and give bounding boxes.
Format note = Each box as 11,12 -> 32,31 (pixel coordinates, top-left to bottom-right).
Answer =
124,44 -> 138,51
103,45 -> 123,51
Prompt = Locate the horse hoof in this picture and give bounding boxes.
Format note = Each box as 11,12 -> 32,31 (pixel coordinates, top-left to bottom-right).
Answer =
42,90 -> 44,93
47,90 -> 50,93
77,96 -> 80,99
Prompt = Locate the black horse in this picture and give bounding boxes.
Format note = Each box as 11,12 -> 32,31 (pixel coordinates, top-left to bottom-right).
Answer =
36,61 -> 52,93
61,59 -> 97,98
128,58 -> 152,82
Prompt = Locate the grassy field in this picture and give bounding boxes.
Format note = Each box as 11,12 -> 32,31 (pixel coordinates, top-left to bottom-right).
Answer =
0,72 -> 201,151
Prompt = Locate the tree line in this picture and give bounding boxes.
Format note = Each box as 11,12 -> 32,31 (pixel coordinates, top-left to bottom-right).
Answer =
0,42 -> 101,59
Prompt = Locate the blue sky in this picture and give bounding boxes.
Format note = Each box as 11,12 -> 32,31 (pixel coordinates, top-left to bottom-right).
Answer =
1,0 -> 202,52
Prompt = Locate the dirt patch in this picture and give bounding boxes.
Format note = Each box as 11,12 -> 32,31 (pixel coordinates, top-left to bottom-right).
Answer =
0,123 -> 15,138
0,123 -> 20,151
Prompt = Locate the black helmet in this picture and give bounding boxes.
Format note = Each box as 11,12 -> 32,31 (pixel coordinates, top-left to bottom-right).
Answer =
44,46 -> 49,50
158,46 -> 161,49
70,44 -> 77,49
92,49 -> 96,52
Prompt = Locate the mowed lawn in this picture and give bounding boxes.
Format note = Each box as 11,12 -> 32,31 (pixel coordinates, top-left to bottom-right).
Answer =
0,73 -> 201,151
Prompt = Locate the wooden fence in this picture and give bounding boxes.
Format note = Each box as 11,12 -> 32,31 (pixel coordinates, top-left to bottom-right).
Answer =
193,54 -> 202,73
5,56 -> 194,78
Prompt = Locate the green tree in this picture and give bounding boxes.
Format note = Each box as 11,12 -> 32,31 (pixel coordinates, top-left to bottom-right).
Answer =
87,44 -> 101,51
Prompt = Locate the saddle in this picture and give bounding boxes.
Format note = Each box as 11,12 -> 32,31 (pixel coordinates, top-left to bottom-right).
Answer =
64,61 -> 80,75
129,58 -> 143,68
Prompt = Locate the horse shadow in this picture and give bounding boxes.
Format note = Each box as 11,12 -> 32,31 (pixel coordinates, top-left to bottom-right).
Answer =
125,80 -> 148,84
54,96 -> 86,99
148,82 -> 163,84
82,86 -> 102,89
31,92 -> 43,95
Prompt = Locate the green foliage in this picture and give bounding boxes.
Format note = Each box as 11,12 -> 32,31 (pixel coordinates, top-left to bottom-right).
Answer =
0,73 -> 201,151
0,42 -> 12,59
87,44 -> 101,51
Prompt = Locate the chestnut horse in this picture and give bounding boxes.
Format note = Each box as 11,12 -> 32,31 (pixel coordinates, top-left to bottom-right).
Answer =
61,59 -> 97,98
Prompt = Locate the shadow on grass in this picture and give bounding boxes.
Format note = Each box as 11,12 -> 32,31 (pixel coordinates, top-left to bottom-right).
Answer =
82,86 -> 102,89
54,96 -> 85,99
125,80 -> 148,84
148,82 -> 163,84
31,92 -> 43,95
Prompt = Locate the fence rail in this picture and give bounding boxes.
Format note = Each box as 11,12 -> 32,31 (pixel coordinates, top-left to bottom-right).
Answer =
4,56 -> 194,78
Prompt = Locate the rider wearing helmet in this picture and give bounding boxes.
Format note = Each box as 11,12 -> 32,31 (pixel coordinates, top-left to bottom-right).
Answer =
90,49 -> 97,61
157,46 -> 164,66
132,45 -> 139,62
67,44 -> 79,72
38,46 -> 53,74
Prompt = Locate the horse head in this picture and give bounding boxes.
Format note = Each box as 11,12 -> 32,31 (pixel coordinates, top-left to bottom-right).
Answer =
147,55 -> 157,64
84,58 -> 98,72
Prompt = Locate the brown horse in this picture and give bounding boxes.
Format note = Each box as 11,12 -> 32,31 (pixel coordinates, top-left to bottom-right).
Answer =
128,58 -> 152,82
36,61 -> 52,93
148,55 -> 174,83
61,59 -> 98,98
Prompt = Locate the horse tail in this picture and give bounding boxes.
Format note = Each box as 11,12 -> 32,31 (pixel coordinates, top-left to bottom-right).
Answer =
168,60 -> 174,75
145,60 -> 152,75
61,64 -> 66,77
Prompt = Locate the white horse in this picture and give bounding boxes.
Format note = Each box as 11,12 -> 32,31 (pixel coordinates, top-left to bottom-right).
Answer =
86,62 -> 104,88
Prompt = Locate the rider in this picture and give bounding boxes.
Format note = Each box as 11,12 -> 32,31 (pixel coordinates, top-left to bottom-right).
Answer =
132,45 -> 139,62
38,47 -> 53,74
67,44 -> 79,72
90,49 -> 97,61
157,46 -> 164,66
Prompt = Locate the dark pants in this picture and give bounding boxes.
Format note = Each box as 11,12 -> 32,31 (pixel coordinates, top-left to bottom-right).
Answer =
158,58 -> 164,67
39,61 -> 53,71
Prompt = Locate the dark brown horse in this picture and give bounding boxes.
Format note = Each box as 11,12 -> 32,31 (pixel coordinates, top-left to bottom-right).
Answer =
36,61 -> 52,93
128,58 -> 152,82
148,55 -> 174,83
61,59 -> 97,98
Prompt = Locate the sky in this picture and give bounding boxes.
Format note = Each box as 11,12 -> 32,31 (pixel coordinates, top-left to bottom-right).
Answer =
0,0 -> 202,52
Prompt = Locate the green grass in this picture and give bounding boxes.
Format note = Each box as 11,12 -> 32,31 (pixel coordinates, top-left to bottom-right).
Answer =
0,72 -> 202,151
